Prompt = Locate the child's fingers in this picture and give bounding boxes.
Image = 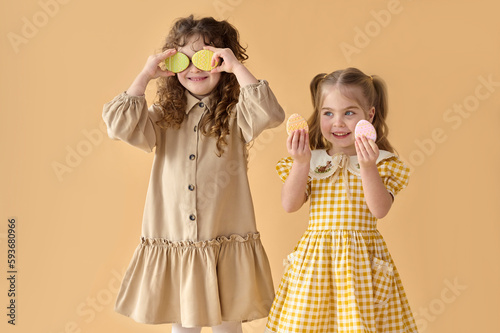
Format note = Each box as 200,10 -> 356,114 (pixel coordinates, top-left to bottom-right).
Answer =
163,48 -> 178,55
291,130 -> 300,150
287,130 -> 311,163
287,130 -> 306,155
356,137 -> 367,154
368,139 -> 379,159
286,131 -> 296,151
295,130 -> 303,148
367,138 -> 378,152
210,65 -> 224,74
355,139 -> 364,159
156,49 -> 177,62
211,53 -> 221,68
206,46 -> 239,72
212,53 -> 223,69
299,130 -> 309,152
357,137 -> 379,163
146,49 -> 177,73
358,137 -> 373,161
156,51 -> 177,77
361,137 -> 378,155
301,130 -> 309,152
360,136 -> 374,152
202,46 -> 222,67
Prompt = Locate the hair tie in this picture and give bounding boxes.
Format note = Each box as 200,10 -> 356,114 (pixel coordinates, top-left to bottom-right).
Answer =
369,75 -> 373,82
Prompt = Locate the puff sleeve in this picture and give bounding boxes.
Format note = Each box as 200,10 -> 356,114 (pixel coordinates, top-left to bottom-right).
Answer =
377,156 -> 410,197
276,157 -> 312,199
102,92 -> 158,153
236,80 -> 285,143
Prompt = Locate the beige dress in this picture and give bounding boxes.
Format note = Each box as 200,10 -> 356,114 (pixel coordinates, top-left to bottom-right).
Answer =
102,80 -> 285,327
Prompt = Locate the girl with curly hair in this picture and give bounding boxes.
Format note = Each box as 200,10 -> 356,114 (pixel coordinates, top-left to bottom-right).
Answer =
103,15 -> 284,333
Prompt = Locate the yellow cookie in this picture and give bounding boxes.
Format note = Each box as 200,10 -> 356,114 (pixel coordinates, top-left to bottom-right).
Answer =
165,52 -> 190,73
286,113 -> 309,135
192,50 -> 218,71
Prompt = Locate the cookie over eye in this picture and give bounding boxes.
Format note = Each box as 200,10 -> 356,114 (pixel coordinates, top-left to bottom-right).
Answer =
192,50 -> 218,71
355,120 -> 377,141
165,52 -> 190,73
286,113 -> 309,136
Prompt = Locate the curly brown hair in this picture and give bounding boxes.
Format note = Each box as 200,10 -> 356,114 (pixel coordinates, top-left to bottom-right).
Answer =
155,15 -> 248,156
308,68 -> 396,154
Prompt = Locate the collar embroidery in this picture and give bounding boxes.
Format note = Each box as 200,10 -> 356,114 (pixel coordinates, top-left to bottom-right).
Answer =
314,160 -> 333,174
309,149 -> 395,201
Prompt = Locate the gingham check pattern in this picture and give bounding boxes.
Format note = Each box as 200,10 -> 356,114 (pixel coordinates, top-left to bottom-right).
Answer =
266,155 -> 418,332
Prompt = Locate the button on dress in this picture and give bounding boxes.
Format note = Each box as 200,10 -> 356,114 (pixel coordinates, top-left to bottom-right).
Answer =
103,80 -> 285,327
265,150 -> 418,333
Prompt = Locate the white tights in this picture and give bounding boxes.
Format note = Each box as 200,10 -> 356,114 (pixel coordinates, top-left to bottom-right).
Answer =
172,321 -> 243,333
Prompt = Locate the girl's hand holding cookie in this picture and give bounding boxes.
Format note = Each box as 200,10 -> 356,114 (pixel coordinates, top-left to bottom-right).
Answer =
140,49 -> 177,80
203,46 -> 240,74
286,114 -> 310,164
127,49 -> 177,96
287,129 -> 311,165
355,119 -> 379,167
203,46 -> 258,86
355,135 -> 379,168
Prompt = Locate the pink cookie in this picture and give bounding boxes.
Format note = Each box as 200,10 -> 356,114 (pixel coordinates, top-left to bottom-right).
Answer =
286,113 -> 309,135
355,120 -> 377,141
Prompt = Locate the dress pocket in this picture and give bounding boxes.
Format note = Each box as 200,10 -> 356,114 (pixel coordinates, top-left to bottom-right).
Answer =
283,251 -> 297,272
371,257 -> 394,306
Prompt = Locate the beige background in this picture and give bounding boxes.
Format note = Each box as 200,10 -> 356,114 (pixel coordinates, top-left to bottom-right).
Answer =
1,0 -> 499,332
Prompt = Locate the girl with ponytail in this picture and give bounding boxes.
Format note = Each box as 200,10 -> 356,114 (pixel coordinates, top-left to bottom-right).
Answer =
266,68 -> 418,332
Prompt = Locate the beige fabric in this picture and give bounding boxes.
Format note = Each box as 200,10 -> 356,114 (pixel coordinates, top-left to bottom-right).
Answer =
103,80 -> 285,327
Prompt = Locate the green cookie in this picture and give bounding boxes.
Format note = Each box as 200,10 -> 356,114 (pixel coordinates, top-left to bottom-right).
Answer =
165,52 -> 190,73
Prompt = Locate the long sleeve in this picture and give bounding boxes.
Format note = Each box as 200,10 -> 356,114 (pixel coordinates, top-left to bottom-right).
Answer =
102,92 -> 157,152
236,80 -> 285,143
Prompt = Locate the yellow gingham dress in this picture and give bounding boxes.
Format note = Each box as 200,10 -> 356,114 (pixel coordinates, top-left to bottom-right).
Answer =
266,150 -> 418,333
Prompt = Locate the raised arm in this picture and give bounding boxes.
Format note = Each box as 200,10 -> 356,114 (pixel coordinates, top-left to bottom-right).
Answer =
355,136 -> 393,218
281,129 -> 311,213
102,50 -> 177,152
127,49 -> 176,96
205,46 -> 285,141
204,46 -> 258,87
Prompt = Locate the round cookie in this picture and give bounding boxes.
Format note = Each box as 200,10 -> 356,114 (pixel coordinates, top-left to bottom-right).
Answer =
286,113 -> 309,135
355,120 -> 377,141
165,52 -> 190,73
192,50 -> 218,71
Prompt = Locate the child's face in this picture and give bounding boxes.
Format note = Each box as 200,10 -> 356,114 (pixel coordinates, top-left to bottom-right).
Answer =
320,86 -> 375,156
176,34 -> 221,99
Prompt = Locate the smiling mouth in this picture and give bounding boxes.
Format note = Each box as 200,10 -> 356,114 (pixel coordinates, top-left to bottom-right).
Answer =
333,132 -> 350,137
188,77 -> 207,82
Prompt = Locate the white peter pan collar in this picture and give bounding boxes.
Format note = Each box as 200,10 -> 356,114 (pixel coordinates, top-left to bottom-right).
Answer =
309,149 -> 395,179
308,149 -> 394,201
